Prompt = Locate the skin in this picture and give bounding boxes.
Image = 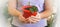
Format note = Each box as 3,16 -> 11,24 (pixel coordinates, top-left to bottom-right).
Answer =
8,0 -> 53,23
8,0 -> 27,22
29,0 -> 53,23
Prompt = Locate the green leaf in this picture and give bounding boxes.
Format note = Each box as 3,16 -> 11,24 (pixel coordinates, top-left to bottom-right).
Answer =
29,6 -> 38,13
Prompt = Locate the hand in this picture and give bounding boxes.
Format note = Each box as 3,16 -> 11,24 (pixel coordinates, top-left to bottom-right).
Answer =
29,12 -> 41,23
18,13 -> 30,23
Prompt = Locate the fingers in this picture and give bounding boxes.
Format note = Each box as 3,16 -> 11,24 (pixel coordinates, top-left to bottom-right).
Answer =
29,19 -> 39,23
29,17 -> 40,23
18,16 -> 25,21
31,16 -> 40,20
18,13 -> 40,23
29,13 -> 41,23
30,13 -> 41,22
30,17 -> 40,21
18,15 -> 30,23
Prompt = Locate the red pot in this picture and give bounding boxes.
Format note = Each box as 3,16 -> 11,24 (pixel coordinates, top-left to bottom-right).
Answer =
22,6 -> 32,18
32,12 -> 37,16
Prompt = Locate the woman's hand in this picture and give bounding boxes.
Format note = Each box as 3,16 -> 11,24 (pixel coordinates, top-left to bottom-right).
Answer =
18,13 -> 30,23
29,12 -> 41,23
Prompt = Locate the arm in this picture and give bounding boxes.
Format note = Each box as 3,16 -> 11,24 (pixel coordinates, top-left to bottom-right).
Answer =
40,0 -> 53,18
28,0 -> 53,23
8,0 -> 28,23
8,0 -> 21,16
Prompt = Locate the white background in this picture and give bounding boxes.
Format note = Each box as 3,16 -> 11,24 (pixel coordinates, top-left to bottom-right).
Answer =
0,0 -> 8,27
0,0 -> 58,27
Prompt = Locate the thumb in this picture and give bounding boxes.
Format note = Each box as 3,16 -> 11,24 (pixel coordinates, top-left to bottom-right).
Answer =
35,12 -> 41,18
